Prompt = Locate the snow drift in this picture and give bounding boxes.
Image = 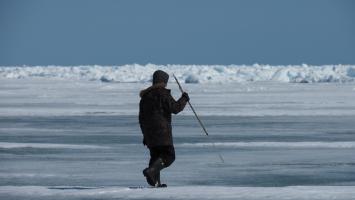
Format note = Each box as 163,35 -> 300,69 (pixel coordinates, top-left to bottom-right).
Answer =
0,64 -> 354,83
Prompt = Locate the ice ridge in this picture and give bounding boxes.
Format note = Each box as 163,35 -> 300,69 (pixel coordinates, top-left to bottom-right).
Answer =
0,64 -> 354,83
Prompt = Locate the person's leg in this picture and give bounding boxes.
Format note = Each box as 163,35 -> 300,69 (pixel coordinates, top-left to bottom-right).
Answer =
144,147 -> 159,186
149,147 -> 165,186
143,146 -> 175,187
158,145 -> 175,167
151,145 -> 175,187
149,147 -> 159,167
143,157 -> 165,187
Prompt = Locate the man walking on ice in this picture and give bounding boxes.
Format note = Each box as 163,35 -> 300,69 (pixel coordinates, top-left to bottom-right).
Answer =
139,70 -> 189,187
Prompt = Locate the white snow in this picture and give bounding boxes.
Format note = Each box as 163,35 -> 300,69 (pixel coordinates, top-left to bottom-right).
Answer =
1,78 -> 355,117
0,142 -> 108,149
0,78 -> 355,117
1,186 -> 355,200
0,64 -> 354,83
178,142 -> 355,149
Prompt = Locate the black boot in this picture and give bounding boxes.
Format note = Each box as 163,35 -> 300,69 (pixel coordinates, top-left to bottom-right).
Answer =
143,168 -> 155,186
143,158 -> 165,187
156,172 -> 167,188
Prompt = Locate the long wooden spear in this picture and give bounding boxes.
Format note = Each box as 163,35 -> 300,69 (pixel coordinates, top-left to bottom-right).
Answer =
173,74 -> 209,136
173,74 -> 224,163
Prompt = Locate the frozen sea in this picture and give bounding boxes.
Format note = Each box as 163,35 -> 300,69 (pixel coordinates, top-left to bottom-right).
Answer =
1,65 -> 355,199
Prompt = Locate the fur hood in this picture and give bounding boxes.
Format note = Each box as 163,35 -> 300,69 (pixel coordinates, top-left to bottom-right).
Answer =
139,83 -> 167,98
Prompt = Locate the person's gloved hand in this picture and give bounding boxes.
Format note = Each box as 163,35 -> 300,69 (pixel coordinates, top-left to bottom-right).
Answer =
143,138 -> 147,146
182,92 -> 190,101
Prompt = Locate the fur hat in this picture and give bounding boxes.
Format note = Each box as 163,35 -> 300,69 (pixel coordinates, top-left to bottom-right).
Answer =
152,70 -> 169,85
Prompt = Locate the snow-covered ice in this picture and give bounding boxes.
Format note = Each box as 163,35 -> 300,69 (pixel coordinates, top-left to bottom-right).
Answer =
0,78 -> 354,117
1,65 -> 355,200
1,185 -> 355,200
0,142 -> 108,149
178,141 -> 355,149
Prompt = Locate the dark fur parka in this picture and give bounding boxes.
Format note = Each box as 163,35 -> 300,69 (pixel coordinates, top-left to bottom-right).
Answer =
139,83 -> 188,148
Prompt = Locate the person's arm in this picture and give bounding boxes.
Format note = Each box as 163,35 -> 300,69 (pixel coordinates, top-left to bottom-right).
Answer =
165,92 -> 189,114
138,100 -> 147,146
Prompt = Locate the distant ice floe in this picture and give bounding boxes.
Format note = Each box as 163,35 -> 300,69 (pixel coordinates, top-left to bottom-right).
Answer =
0,64 -> 354,83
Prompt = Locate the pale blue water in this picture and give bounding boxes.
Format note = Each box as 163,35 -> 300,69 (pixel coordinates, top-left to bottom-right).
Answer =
1,115 -> 355,188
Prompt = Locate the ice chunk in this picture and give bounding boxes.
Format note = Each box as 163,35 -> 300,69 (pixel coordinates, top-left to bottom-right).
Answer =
347,67 -> 355,77
185,74 -> 199,83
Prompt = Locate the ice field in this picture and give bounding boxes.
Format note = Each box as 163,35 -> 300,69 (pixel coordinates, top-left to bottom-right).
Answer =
1,65 -> 355,199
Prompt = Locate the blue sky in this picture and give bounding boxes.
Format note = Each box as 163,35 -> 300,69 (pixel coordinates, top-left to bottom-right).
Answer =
0,0 -> 354,66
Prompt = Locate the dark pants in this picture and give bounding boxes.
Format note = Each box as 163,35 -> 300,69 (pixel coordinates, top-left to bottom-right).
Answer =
149,145 -> 175,168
